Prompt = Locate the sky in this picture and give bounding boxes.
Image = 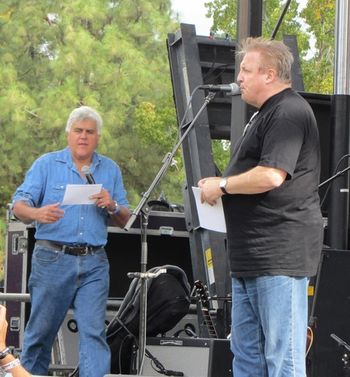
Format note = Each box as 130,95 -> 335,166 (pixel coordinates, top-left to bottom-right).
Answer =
171,0 -> 309,37
171,0 -> 212,36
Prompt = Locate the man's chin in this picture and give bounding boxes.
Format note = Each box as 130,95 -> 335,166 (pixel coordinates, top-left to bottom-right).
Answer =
72,151 -> 93,161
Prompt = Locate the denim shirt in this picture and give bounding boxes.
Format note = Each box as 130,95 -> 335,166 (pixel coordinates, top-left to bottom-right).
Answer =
12,147 -> 129,246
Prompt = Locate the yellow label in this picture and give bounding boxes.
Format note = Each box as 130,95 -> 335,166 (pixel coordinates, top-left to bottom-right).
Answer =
308,285 -> 314,296
205,248 -> 213,269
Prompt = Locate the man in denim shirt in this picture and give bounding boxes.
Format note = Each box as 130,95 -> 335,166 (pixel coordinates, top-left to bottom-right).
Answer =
12,106 -> 131,377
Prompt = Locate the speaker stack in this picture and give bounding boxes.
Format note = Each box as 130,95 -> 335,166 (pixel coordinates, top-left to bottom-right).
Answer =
307,249 -> 350,377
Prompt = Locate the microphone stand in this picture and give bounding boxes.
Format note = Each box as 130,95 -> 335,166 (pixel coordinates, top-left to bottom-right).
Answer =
124,91 -> 217,374
319,165 -> 350,188
331,333 -> 350,376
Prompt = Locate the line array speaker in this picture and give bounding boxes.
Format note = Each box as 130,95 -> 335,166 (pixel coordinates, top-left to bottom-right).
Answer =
307,249 -> 350,377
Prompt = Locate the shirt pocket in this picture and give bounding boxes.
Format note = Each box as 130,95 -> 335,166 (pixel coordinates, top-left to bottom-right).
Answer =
45,183 -> 66,203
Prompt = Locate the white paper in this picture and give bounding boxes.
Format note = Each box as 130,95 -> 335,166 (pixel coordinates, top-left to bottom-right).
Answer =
61,184 -> 102,205
192,186 -> 227,233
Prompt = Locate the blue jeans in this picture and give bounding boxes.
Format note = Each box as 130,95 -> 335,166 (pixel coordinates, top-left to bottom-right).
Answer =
21,244 -> 110,377
231,276 -> 309,377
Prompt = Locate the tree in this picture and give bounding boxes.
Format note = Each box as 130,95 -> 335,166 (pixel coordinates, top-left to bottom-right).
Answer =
0,0 -> 182,217
300,0 -> 335,93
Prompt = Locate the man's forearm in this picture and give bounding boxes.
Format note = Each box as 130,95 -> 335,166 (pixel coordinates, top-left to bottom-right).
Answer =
12,201 -> 37,224
109,206 -> 131,228
224,166 -> 287,195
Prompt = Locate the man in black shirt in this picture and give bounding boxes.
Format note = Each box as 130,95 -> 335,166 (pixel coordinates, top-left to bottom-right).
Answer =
198,37 -> 323,377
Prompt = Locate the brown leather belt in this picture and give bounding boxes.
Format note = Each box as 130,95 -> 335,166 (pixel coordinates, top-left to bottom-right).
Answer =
36,240 -> 103,256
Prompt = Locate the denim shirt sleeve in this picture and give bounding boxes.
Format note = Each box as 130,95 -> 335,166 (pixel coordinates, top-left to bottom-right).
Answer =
12,156 -> 48,208
113,163 -> 129,208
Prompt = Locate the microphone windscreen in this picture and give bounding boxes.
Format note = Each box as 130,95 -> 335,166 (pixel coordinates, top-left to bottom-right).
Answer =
81,165 -> 91,175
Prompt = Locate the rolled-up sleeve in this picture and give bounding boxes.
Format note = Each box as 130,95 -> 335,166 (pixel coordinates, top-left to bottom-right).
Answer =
113,164 -> 129,208
12,157 -> 46,208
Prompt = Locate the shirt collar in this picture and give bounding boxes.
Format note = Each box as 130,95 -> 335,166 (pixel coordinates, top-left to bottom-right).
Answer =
55,147 -> 101,171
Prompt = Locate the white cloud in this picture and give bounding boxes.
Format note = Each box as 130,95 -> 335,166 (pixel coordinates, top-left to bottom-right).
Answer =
171,0 -> 213,36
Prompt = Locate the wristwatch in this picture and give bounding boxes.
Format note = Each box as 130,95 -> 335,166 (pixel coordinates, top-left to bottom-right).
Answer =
219,177 -> 229,195
0,347 -> 11,359
107,201 -> 121,215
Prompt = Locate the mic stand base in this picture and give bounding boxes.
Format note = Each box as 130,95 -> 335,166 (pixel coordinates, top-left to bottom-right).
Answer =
331,333 -> 350,376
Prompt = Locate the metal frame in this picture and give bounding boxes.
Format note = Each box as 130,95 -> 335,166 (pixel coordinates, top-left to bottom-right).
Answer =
167,24 -> 233,337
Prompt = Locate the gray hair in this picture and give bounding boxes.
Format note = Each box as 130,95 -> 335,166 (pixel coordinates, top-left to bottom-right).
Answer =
65,106 -> 103,134
237,37 -> 294,84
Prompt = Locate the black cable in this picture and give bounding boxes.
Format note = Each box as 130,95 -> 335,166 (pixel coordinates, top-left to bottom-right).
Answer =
108,316 -> 184,376
320,153 -> 350,208
202,45 -> 218,82
173,324 -> 198,338
178,85 -> 201,130
203,63 -> 233,87
109,317 -> 139,373
146,348 -> 184,376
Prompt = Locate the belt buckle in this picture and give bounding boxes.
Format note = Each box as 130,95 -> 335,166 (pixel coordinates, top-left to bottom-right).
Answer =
80,246 -> 89,256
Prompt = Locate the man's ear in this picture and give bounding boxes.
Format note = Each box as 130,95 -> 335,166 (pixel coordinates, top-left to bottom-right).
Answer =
265,68 -> 276,83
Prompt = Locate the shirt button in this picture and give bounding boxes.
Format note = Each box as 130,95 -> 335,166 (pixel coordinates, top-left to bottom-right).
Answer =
81,217 -> 84,220
79,232 -> 83,235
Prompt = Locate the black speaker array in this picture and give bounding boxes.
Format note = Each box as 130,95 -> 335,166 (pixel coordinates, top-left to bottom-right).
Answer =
307,249 -> 350,377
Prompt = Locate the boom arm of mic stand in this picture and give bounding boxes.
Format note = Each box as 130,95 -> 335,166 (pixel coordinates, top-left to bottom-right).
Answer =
123,91 -> 216,231
331,333 -> 350,352
319,165 -> 350,188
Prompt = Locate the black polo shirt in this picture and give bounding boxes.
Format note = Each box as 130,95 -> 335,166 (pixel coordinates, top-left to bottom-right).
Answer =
223,88 -> 323,277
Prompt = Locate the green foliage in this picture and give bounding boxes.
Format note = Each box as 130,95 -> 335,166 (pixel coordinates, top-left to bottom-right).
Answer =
300,0 -> 335,93
212,140 -> 231,173
205,0 -> 237,36
0,217 -> 5,282
0,0 -> 180,217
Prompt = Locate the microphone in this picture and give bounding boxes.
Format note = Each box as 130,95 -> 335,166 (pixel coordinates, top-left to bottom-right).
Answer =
199,82 -> 240,95
81,165 -> 95,184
